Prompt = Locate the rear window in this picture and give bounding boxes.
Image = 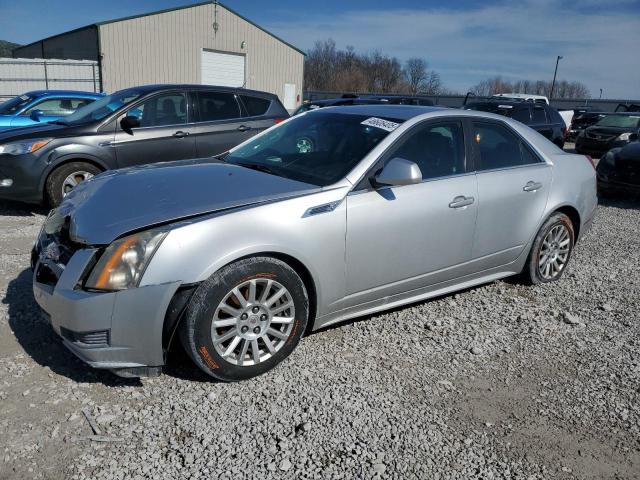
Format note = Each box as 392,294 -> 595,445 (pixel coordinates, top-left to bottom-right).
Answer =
240,95 -> 271,117
531,106 -> 548,124
595,115 -> 640,129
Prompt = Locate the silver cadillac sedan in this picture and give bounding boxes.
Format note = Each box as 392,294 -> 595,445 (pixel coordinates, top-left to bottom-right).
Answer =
32,105 -> 597,381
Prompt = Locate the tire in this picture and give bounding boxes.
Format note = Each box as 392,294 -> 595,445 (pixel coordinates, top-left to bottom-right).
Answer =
522,212 -> 575,285
180,257 -> 309,382
45,161 -> 101,207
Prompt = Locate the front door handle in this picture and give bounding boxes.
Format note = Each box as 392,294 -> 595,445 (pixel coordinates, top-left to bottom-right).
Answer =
237,125 -> 251,132
449,195 -> 475,209
173,131 -> 189,138
523,181 -> 543,192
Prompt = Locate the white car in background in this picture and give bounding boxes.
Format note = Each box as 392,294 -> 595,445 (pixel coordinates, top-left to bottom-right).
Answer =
492,93 -> 573,129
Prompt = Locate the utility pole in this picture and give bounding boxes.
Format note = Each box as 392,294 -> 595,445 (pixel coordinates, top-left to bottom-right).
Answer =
550,55 -> 563,100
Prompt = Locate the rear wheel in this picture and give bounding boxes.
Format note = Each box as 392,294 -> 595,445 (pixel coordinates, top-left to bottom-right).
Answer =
522,212 -> 575,285
45,161 -> 101,207
180,257 -> 309,381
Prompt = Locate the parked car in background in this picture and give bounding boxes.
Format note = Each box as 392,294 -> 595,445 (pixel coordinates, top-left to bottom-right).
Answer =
597,141 -> 640,196
596,142 -> 640,195
32,105 -> 597,381
464,99 -> 566,147
0,90 -> 103,130
0,84 -> 288,206
364,95 -> 435,106
293,96 -> 386,115
567,107 -> 608,141
575,113 -> 640,157
492,93 -> 549,104
615,103 -> 640,113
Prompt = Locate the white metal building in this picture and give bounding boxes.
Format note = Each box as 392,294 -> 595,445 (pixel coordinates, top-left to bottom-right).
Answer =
12,1 -> 305,110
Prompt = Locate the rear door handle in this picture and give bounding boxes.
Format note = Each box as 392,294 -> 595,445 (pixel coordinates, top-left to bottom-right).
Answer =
523,181 -> 543,192
237,125 -> 251,132
173,131 -> 189,138
449,195 -> 475,208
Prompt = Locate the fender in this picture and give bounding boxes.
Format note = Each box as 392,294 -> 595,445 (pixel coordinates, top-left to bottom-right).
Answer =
37,150 -> 112,194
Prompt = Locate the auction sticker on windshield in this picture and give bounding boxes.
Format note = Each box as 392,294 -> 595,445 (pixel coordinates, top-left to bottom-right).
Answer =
361,117 -> 401,132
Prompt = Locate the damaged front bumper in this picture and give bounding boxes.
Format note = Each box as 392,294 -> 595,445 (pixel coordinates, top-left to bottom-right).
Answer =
32,246 -> 181,376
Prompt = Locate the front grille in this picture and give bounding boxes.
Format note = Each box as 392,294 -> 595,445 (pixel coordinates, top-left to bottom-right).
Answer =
586,131 -> 615,141
60,327 -> 110,347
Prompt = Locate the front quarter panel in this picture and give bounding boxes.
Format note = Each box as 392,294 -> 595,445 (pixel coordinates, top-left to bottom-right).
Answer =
140,187 -> 350,318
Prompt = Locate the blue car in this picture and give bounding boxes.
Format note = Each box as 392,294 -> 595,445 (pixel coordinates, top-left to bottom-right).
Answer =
0,90 -> 104,130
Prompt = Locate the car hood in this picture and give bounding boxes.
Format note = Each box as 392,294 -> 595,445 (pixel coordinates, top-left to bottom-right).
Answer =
0,122 -> 71,141
57,159 -> 320,245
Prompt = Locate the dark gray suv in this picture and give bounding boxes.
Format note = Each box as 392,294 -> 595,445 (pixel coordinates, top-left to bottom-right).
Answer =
0,84 -> 288,206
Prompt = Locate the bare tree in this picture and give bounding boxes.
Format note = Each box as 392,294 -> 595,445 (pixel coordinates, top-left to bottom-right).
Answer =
404,58 -> 428,94
469,76 -> 590,99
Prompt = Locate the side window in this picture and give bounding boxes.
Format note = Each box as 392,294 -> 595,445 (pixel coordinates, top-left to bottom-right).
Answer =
197,92 -> 241,122
472,121 -> 542,170
531,106 -> 548,124
511,108 -> 531,124
23,98 -> 78,116
385,121 -> 465,180
128,93 -> 187,127
240,95 -> 271,117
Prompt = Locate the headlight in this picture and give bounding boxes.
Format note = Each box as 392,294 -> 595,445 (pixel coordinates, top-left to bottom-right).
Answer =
0,138 -> 53,155
85,229 -> 168,291
615,132 -> 632,142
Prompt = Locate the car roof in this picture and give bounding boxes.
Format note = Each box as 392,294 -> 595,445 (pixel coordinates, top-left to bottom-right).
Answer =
313,104 -> 445,120
467,100 -> 537,108
123,84 -> 278,97
24,90 -> 104,97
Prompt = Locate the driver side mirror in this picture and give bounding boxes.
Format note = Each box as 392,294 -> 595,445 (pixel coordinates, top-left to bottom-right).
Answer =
29,109 -> 44,121
372,157 -> 423,187
120,115 -> 140,132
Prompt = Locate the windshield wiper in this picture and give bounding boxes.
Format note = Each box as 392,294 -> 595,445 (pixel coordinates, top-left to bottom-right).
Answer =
48,120 -> 68,126
236,162 -> 279,176
213,152 -> 229,163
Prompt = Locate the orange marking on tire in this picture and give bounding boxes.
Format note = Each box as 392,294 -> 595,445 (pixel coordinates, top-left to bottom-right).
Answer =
198,346 -> 219,369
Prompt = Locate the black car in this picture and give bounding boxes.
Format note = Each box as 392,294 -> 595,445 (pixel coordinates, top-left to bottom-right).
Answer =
575,113 -> 640,157
567,108 -> 608,141
596,141 -> 640,196
0,84 -> 288,206
364,95 -> 435,106
293,96 -> 386,115
464,100 -> 566,148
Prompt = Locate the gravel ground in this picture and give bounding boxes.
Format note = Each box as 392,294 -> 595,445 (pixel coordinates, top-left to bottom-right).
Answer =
1,195 -> 639,480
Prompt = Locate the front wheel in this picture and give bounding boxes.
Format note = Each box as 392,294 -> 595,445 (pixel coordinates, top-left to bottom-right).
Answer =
45,161 -> 101,207
522,212 -> 575,285
180,257 -> 309,381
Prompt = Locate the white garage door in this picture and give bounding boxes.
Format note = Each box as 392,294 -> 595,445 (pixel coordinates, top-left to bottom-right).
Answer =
201,50 -> 245,87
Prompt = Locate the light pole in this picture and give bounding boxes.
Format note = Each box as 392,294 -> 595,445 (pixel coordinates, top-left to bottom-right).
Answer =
599,88 -> 603,99
550,55 -> 563,100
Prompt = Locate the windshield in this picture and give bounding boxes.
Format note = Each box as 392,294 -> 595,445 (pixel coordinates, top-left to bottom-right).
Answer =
226,111 -> 402,186
63,89 -> 144,125
595,115 -> 640,129
0,94 -> 35,115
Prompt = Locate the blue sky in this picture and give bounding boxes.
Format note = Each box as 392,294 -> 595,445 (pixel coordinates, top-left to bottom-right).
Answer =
1,0 -> 639,98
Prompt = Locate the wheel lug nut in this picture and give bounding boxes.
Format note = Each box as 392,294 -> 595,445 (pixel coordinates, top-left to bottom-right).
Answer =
260,314 -> 267,321
241,313 -> 248,320
253,327 -> 261,334
252,306 -> 260,314
241,326 -> 249,333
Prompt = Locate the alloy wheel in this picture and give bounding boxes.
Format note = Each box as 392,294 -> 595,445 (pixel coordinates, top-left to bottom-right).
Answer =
538,224 -> 571,280
62,171 -> 94,196
211,278 -> 295,366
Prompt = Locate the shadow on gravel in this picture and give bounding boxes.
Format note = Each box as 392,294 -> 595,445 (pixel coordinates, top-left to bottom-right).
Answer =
0,200 -> 48,217
3,269 -> 142,387
598,195 -> 640,210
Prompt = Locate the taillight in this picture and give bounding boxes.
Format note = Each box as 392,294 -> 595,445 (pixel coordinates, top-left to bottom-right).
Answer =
585,155 -> 597,170
273,118 -> 284,124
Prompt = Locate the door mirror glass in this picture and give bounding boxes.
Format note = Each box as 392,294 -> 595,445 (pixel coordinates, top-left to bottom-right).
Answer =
121,115 -> 141,131
29,109 -> 43,121
374,157 -> 422,187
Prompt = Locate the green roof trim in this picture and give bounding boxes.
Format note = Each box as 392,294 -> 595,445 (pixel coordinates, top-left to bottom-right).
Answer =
95,1 -> 306,55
